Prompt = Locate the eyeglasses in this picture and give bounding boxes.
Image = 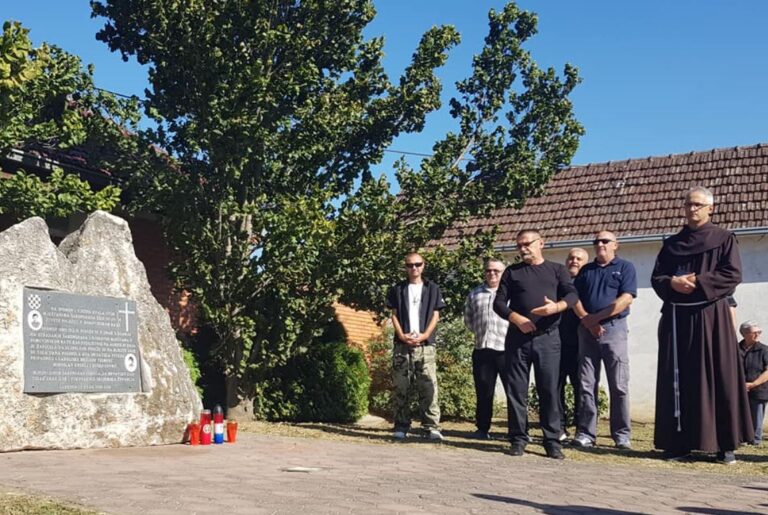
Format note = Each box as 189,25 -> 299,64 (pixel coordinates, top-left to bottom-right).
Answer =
592,238 -> 615,245
405,262 -> 424,269
516,238 -> 540,250
683,201 -> 710,209
485,269 -> 503,274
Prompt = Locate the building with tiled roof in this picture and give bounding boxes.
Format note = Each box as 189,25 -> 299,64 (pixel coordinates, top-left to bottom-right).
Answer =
443,143 -> 768,250
447,143 -> 768,421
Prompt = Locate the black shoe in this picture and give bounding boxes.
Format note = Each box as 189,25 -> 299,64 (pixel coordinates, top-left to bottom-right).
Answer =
663,449 -> 692,462
716,450 -> 736,465
469,430 -> 492,440
544,442 -> 565,460
509,442 -> 526,456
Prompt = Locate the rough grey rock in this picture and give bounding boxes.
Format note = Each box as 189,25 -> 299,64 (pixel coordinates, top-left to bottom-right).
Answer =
0,212 -> 201,451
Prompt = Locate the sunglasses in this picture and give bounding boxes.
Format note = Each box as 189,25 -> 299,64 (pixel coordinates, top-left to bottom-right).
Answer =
405,262 -> 424,269
516,238 -> 540,250
592,238 -> 615,245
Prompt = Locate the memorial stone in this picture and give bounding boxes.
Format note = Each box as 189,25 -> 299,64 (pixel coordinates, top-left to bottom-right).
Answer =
23,288 -> 142,393
0,211 -> 202,451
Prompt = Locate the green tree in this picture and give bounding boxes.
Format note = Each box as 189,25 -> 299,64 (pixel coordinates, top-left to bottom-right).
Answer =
92,1 -> 582,418
0,20 -> 140,220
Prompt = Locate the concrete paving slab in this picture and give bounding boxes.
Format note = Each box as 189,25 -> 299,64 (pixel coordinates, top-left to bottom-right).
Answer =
0,433 -> 766,514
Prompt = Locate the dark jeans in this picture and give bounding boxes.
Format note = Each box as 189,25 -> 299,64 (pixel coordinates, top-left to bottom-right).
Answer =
558,342 -> 581,432
472,348 -> 507,433
504,329 -> 562,445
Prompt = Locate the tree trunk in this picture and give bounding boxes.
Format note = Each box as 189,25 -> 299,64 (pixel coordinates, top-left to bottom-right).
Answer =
225,373 -> 255,420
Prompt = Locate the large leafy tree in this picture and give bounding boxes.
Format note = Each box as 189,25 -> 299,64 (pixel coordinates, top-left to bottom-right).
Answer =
0,20 -> 140,220
92,0 -> 582,418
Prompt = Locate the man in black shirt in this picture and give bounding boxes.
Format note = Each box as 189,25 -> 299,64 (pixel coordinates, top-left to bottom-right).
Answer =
386,252 -> 446,441
739,321 -> 768,445
494,229 -> 578,459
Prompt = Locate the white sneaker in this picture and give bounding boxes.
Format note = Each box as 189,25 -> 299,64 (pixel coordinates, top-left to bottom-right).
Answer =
393,430 -> 407,440
427,429 -> 444,441
571,435 -> 594,448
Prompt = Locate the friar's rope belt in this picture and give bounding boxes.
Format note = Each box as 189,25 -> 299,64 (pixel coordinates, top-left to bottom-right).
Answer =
669,297 -> 722,432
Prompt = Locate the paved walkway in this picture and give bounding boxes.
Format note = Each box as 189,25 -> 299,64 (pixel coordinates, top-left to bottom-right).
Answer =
0,432 -> 767,514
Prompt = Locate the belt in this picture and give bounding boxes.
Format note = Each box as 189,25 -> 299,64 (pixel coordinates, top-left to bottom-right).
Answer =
529,325 -> 557,338
600,315 -> 627,327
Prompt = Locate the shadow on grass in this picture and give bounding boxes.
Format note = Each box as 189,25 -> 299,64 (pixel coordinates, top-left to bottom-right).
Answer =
564,442 -> 659,460
297,423 -> 514,453
473,493 -> 646,514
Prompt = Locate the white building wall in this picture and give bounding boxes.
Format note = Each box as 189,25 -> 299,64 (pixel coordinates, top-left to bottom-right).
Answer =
501,232 -> 768,422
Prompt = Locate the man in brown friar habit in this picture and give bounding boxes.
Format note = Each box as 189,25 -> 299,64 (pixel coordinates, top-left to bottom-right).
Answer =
651,186 -> 753,464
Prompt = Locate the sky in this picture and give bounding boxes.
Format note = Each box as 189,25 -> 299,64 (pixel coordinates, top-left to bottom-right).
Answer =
5,0 -> 768,175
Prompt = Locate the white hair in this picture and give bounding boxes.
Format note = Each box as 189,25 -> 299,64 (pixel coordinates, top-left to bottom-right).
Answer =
740,320 -> 761,335
686,186 -> 714,205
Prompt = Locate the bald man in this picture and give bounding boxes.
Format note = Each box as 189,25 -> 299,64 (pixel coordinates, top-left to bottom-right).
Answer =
558,248 -> 589,440
572,231 -> 637,450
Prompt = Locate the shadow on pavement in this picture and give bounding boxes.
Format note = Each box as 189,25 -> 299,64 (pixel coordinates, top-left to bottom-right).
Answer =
743,485 -> 768,492
472,493 -> 646,514
677,508 -> 765,515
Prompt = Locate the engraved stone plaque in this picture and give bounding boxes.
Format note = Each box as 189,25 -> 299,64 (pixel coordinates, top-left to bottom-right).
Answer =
23,287 -> 141,393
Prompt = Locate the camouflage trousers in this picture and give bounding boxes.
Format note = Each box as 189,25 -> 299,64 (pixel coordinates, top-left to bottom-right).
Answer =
392,343 -> 440,431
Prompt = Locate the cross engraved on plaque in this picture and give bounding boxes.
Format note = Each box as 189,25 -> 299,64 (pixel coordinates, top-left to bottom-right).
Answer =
119,302 -> 136,333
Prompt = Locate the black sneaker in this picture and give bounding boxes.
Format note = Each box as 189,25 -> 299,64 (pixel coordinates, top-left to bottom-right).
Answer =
544,442 -> 565,460
509,442 -> 526,456
716,451 -> 736,465
663,449 -> 692,462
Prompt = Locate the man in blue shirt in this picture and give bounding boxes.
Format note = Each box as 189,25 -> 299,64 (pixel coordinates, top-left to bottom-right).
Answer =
572,231 -> 637,450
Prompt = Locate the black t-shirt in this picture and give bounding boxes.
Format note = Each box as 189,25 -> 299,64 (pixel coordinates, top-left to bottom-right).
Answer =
740,341 -> 768,402
493,260 -> 578,334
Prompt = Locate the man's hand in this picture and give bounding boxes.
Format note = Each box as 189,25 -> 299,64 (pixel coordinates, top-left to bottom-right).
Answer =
405,332 -> 423,347
670,273 -> 696,294
510,312 -> 536,334
747,382 -> 755,391
582,313 -> 605,338
580,313 -> 601,329
589,324 -> 605,338
530,296 -> 561,317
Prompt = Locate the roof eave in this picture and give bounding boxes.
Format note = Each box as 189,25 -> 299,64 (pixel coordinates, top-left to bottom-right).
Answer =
496,226 -> 768,252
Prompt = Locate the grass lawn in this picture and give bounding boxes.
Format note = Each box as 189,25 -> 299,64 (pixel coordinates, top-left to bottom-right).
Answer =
0,491 -> 96,515
240,416 -> 768,477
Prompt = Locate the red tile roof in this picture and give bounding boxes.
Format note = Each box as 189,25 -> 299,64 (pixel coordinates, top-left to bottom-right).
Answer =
441,143 -> 768,247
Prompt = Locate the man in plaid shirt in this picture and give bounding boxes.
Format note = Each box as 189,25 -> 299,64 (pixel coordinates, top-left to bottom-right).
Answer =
464,258 -> 509,439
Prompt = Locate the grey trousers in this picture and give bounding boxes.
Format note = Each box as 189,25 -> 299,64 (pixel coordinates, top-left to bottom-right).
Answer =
576,317 -> 631,443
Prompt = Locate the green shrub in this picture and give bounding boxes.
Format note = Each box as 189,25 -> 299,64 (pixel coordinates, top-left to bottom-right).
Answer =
367,333 -> 396,417
367,318 -> 476,420
434,318 -> 475,419
254,341 -> 370,422
181,345 -> 203,396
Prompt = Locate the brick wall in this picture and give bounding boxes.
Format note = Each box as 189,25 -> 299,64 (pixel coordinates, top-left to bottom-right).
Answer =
128,217 -> 199,336
332,302 -> 383,352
